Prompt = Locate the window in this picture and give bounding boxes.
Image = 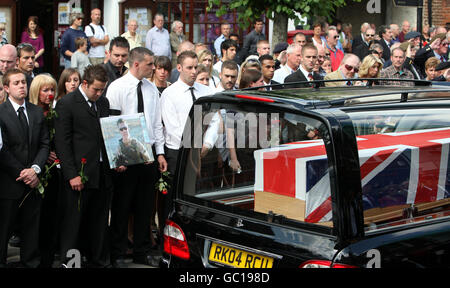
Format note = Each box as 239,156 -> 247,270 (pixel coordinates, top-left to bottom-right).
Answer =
180,102 -> 334,228
349,109 -> 450,231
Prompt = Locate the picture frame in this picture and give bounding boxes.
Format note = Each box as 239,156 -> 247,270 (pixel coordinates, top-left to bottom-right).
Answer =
100,113 -> 154,169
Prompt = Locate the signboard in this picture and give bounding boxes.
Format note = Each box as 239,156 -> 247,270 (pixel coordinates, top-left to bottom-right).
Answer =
393,0 -> 423,7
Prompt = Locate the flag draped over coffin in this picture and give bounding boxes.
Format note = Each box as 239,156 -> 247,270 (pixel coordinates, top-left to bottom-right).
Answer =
254,127 -> 450,223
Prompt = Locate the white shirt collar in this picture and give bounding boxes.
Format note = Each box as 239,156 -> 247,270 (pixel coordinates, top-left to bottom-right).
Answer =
8,97 -> 26,113
299,65 -> 313,80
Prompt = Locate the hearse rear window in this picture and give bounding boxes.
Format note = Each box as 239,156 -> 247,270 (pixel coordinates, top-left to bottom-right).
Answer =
181,103 -> 334,228
348,109 -> 450,231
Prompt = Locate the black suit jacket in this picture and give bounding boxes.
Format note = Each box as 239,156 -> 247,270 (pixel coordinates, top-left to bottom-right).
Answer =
54,88 -> 110,190
414,46 -> 448,76
377,39 -> 391,62
354,42 -> 370,62
352,34 -> 364,52
284,69 -> 324,88
0,100 -> 49,199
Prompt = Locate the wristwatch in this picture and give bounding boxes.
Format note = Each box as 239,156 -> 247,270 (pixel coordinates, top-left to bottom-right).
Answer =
31,164 -> 41,175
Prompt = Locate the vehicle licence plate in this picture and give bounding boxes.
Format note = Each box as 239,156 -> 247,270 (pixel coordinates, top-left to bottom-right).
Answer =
208,242 -> 273,268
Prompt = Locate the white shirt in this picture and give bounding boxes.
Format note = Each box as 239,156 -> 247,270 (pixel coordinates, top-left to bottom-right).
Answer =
145,26 -> 171,58
273,64 -> 296,83
161,80 -> 214,150
9,97 -> 28,122
85,23 -> 108,58
106,72 -> 165,155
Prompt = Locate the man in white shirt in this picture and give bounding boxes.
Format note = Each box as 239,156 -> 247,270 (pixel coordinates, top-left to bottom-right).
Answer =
106,47 -> 167,267
145,13 -> 171,59
85,8 -> 109,65
214,23 -> 231,58
160,50 -> 213,245
273,43 -> 302,83
162,50 -> 214,158
121,19 -> 142,50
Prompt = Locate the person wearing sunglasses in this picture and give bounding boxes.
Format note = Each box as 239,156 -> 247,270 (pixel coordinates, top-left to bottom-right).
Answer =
325,26 -> 344,72
353,28 -> 376,64
324,53 -> 360,87
380,47 -> 414,86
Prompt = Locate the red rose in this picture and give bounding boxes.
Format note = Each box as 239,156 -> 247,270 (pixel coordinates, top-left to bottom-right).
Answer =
48,94 -> 55,101
162,189 -> 168,195
81,158 -> 87,164
54,159 -> 60,164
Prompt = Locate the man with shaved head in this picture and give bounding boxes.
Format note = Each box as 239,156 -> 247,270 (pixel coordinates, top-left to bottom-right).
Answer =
0,44 -> 17,75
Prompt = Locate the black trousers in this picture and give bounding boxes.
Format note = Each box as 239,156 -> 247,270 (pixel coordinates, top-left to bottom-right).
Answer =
0,191 -> 41,267
59,165 -> 112,265
110,162 -> 158,261
159,146 -> 179,241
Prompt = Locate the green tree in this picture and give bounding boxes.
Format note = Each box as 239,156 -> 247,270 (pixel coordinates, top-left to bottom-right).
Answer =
208,0 -> 361,47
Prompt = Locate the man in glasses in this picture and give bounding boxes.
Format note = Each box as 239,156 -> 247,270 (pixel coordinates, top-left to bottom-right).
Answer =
325,26 -> 344,72
61,12 -> 88,69
354,27 -> 376,63
380,47 -> 414,86
324,53 -> 360,87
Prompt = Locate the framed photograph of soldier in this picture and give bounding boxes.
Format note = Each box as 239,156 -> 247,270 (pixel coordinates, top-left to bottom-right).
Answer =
100,113 -> 154,169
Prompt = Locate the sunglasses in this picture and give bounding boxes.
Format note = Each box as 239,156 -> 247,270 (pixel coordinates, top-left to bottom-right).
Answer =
119,127 -> 128,131
333,35 -> 340,39
366,34 -> 375,37
345,64 -> 359,73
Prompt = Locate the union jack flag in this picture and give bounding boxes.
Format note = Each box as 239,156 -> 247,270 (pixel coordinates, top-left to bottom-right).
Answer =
254,127 -> 450,223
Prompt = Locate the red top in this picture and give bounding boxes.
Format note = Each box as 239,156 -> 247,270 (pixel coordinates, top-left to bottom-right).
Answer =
20,31 -> 45,68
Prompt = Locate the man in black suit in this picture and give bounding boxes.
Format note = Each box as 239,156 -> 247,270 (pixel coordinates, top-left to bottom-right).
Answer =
0,69 -> 49,268
352,22 -> 370,53
54,65 -> 112,267
285,44 -> 323,88
414,33 -> 448,76
259,54 -> 282,90
354,27 -> 376,62
377,25 -> 392,62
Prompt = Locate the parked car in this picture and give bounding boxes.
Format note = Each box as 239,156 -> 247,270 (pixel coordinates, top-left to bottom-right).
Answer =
162,81 -> 450,268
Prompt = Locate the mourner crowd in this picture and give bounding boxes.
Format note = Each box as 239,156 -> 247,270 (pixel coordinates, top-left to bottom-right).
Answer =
0,8 -> 449,268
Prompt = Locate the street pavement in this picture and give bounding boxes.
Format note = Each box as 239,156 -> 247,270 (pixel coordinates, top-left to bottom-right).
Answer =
6,245 -> 156,268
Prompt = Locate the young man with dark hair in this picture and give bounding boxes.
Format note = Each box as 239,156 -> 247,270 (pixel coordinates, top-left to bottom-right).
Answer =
103,36 -> 130,85
259,54 -> 280,90
55,64 -> 112,267
0,68 -> 49,267
106,47 -> 167,267
243,19 -> 266,58
16,43 -> 36,92
213,39 -> 238,76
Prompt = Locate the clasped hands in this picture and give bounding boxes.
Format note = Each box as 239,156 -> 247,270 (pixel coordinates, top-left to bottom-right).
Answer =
16,168 -> 40,189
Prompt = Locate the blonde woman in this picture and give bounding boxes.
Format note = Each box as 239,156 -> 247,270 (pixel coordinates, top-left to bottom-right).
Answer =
236,56 -> 261,88
355,54 -> 383,86
197,49 -> 219,88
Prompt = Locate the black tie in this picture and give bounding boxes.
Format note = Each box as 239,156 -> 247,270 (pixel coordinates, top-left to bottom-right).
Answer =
88,100 -> 98,117
137,81 -> 144,113
17,106 -> 29,142
189,87 -> 196,103
346,81 -> 352,86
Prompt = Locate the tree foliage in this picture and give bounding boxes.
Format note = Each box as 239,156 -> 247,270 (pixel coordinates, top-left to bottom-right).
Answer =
208,0 -> 361,29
